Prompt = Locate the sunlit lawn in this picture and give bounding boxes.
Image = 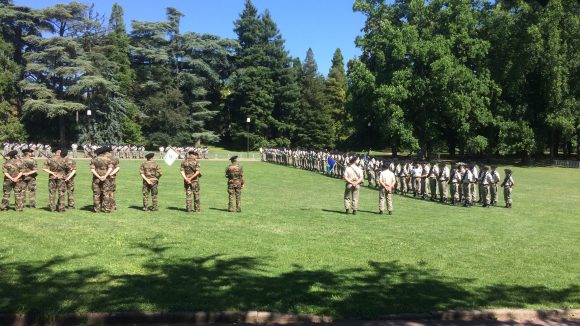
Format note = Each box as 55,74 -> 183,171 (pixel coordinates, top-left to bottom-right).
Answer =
0,159 -> 578,318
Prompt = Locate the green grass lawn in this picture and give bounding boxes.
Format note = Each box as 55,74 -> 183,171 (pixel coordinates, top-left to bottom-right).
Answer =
0,159 -> 578,318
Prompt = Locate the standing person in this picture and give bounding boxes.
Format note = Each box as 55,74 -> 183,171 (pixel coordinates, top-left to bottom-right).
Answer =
366,157 -> 375,188
225,155 -> 244,212
71,143 -> 78,158
461,164 -> 473,207
490,165 -> 500,206
106,149 -> 120,210
428,161 -> 439,201
90,147 -> 113,213
411,162 -> 422,197
20,149 -> 38,208
343,156 -> 363,215
378,161 -> 396,215
42,147 -> 66,212
140,153 -> 162,211
469,163 -> 479,205
449,164 -> 461,205
438,162 -> 450,203
501,169 -> 515,208
62,149 -> 77,209
159,146 -> 165,159
1,150 -> 23,211
420,162 -> 429,199
180,151 -> 201,212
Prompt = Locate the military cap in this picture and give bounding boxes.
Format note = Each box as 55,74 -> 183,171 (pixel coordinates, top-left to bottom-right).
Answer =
6,150 -> 18,158
95,147 -> 105,155
504,168 -> 512,174
60,148 -> 68,157
349,156 -> 358,164
145,153 -> 155,159
51,146 -> 60,153
188,150 -> 197,155
22,148 -> 33,153
483,165 -> 489,171
102,146 -> 112,153
229,155 -> 238,161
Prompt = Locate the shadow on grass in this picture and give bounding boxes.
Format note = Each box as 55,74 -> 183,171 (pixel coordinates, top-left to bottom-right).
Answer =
167,206 -> 188,212
209,207 -> 230,212
79,205 -> 95,212
321,208 -> 347,215
0,243 -> 578,319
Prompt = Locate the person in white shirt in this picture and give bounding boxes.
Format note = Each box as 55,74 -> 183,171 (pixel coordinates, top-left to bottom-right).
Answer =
159,146 -> 165,159
428,161 -> 439,201
343,156 -> 364,215
449,164 -> 461,205
481,166 -> 493,208
71,143 -> 78,158
411,162 -> 422,197
469,163 -> 478,204
378,161 -> 396,215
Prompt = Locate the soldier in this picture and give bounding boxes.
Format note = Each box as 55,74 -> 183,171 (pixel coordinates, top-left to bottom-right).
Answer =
106,149 -> 121,210
501,169 -> 515,208
225,155 -> 244,212
140,153 -> 162,211
438,162 -> 450,203
420,162 -> 429,199
449,164 -> 461,205
71,143 -> 78,158
159,146 -> 165,159
411,162 -> 422,197
378,161 -> 396,215
180,150 -> 201,212
490,165 -> 500,206
461,164 -> 474,207
61,149 -> 77,209
42,147 -> 66,212
90,147 -> 113,213
343,156 -> 363,215
469,163 -> 479,205
428,161 -> 439,201
1,150 -> 23,211
365,157 -> 375,188
20,149 -> 37,208
397,160 -> 408,195
481,166 -> 492,208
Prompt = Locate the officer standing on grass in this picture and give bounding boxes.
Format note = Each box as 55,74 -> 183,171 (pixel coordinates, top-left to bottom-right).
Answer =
140,153 -> 162,211
62,149 -> 77,209
180,150 -> 201,212
1,150 -> 23,211
343,156 -> 363,215
225,155 -> 244,212
90,147 -> 113,213
501,169 -> 515,208
378,161 -> 396,215
20,148 -> 37,208
43,147 -> 66,212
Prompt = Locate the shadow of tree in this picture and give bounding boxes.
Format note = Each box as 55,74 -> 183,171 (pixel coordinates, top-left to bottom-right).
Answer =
0,242 -> 578,319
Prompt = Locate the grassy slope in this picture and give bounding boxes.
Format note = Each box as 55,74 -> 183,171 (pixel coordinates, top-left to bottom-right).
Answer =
0,160 -> 578,317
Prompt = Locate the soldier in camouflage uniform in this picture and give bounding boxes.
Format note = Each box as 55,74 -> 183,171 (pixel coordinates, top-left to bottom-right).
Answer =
225,155 -> 244,212
180,151 -> 201,212
140,153 -> 162,211
90,147 -> 113,213
106,150 -> 121,210
61,149 -> 77,209
42,147 -> 66,212
20,149 -> 37,208
1,150 -> 24,211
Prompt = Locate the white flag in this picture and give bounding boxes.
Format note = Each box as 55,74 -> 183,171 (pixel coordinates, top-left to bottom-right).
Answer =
164,148 -> 179,166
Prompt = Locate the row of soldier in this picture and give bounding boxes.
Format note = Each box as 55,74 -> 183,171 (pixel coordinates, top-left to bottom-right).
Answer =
2,147 -> 243,213
262,148 -> 516,213
2,143 -> 209,160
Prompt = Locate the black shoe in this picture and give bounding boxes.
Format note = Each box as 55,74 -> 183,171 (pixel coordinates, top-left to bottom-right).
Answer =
379,210 -> 384,215
352,210 -> 357,215
345,209 -> 350,214
388,211 -> 392,215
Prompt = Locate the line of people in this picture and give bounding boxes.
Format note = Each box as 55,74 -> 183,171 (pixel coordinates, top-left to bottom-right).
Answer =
1,147 -> 244,213
262,148 -> 516,215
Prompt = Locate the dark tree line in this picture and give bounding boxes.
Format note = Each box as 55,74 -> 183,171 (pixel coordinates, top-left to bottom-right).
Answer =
0,0 -> 578,160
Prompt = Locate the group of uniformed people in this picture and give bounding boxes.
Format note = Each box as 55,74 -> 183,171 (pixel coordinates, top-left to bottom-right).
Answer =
2,146 -> 243,213
262,148 -> 516,215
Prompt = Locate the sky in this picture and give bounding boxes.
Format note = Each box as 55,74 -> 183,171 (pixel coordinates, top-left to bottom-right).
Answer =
16,0 -> 367,74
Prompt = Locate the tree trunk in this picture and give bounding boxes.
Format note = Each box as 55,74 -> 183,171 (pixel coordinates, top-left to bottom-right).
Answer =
391,146 -> 398,158
549,129 -> 555,160
59,116 -> 66,147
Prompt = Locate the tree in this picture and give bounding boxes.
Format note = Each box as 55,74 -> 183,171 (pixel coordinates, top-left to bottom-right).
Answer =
325,48 -> 350,147
0,30 -> 27,142
228,0 -> 301,149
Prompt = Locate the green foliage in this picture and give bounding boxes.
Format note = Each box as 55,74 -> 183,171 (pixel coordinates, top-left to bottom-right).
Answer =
0,32 -> 27,142
326,48 -> 350,148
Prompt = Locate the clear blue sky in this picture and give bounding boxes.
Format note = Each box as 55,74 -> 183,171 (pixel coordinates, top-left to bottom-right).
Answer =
16,0 -> 367,74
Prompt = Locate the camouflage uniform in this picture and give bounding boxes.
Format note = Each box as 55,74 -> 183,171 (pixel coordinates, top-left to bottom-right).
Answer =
107,156 -> 120,210
63,157 -> 76,208
20,156 -> 37,208
181,158 -> 201,212
91,156 -> 113,213
2,158 -> 24,211
225,163 -> 244,212
44,156 -> 66,212
140,160 -> 162,210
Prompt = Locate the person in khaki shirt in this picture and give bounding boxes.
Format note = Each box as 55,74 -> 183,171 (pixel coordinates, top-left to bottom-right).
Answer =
20,148 -> 38,208
378,161 -> 396,215
343,156 -> 364,215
